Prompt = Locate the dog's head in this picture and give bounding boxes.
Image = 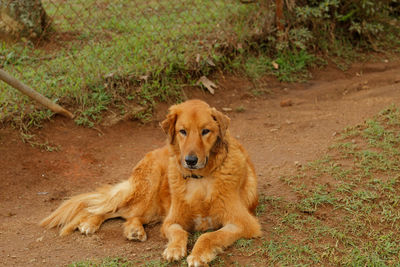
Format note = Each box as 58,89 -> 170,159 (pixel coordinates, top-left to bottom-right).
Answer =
161,99 -> 230,171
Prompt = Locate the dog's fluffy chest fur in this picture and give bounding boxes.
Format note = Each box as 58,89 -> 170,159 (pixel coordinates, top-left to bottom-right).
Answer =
184,177 -> 214,203
184,177 -> 220,230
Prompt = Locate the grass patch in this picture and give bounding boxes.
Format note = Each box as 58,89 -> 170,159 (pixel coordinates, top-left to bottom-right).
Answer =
273,50 -> 315,82
243,50 -> 316,82
258,104 -> 400,265
0,0 -> 265,128
71,256 -> 178,267
2,1 -> 399,131
70,257 -> 135,267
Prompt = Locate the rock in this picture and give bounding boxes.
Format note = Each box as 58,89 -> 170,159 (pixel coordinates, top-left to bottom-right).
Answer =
294,161 -> 302,167
280,99 -> 293,107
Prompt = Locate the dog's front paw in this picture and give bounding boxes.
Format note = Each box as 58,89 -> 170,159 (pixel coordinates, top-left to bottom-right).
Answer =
162,244 -> 186,262
187,253 -> 212,267
187,245 -> 222,267
124,225 -> 147,242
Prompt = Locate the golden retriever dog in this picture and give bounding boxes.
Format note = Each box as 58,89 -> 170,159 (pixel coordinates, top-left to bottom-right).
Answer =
41,99 -> 261,266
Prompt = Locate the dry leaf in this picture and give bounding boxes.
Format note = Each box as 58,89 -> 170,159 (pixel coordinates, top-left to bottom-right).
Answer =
197,76 -> 217,95
272,61 -> 279,69
139,75 -> 149,81
104,72 -> 115,79
206,59 -> 216,67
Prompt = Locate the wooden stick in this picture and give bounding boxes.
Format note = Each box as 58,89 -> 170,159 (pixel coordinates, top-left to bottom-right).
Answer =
0,68 -> 74,119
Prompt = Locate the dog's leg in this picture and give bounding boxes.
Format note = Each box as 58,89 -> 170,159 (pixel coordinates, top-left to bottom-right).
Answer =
123,217 -> 147,241
187,212 -> 261,266
162,223 -> 189,262
161,199 -> 191,262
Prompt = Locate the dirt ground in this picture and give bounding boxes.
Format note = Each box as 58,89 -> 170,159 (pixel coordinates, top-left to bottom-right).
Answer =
1,58 -> 400,266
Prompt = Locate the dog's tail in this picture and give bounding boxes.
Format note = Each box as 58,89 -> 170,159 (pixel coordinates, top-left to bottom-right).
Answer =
40,180 -> 134,236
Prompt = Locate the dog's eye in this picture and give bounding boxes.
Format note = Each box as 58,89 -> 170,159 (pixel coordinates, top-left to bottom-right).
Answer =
179,129 -> 187,136
201,129 -> 210,136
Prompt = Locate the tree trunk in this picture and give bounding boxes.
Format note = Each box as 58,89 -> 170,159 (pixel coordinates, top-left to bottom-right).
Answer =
275,0 -> 284,32
0,0 -> 51,40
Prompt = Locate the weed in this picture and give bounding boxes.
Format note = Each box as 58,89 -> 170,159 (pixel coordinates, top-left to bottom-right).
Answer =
255,203 -> 266,217
297,186 -> 336,213
244,55 -> 272,80
234,238 -> 254,252
209,256 -> 225,266
256,194 -> 282,217
20,131 -> 60,152
70,257 -> 134,267
243,49 -> 315,82
273,50 -> 315,82
144,260 -> 171,267
234,106 -> 246,113
187,231 -> 202,247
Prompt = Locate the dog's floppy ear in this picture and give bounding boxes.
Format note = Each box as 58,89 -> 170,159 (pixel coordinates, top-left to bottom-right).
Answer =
161,106 -> 178,144
211,108 -> 230,139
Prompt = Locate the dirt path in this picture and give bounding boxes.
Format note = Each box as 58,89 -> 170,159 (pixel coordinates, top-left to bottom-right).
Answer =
1,60 -> 400,266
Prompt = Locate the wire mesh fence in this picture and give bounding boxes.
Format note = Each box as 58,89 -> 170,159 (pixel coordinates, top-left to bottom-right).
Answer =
1,0 -> 273,126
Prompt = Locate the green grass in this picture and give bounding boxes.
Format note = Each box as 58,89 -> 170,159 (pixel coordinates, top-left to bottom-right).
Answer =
70,257 -> 173,267
70,257 -> 135,267
262,104 -> 400,265
273,50 -> 315,82
0,0 -> 265,127
243,50 -> 316,82
1,1 -> 399,130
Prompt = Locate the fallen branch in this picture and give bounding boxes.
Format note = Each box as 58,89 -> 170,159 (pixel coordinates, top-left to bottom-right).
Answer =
0,68 -> 74,119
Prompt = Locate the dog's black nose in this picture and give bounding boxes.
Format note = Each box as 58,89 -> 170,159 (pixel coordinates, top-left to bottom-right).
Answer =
185,155 -> 198,166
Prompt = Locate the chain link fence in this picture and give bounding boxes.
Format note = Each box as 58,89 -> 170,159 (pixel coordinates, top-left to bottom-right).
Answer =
1,0 -> 273,127
2,1 -> 399,128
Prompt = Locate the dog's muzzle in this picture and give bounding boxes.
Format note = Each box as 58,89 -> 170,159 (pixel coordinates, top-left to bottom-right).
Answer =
182,155 -> 208,170
185,155 -> 198,167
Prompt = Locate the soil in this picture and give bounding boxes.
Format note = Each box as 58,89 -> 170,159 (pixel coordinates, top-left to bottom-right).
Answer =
1,58 -> 400,266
